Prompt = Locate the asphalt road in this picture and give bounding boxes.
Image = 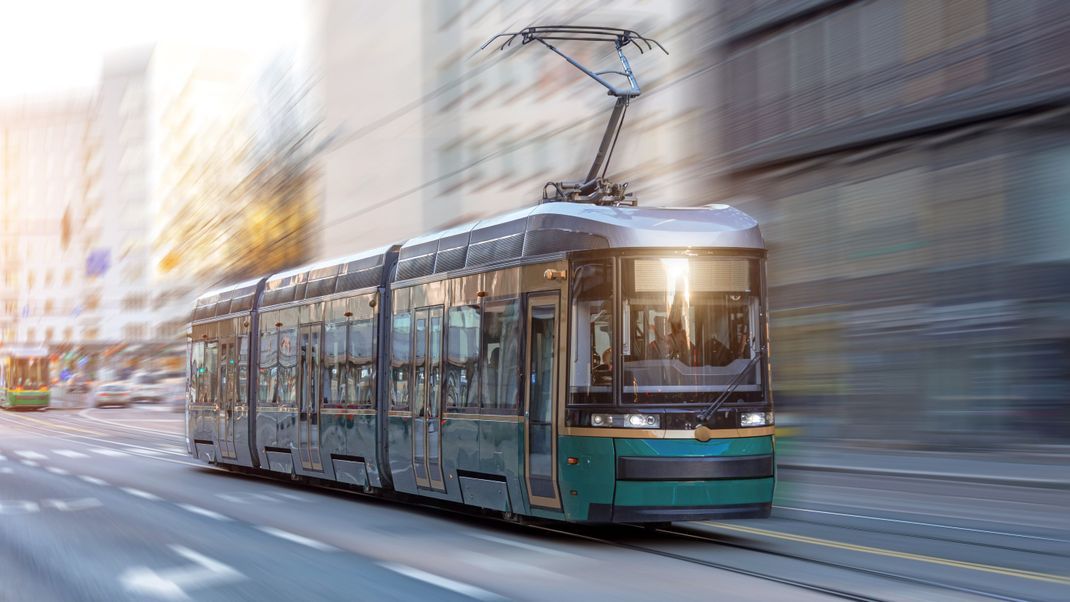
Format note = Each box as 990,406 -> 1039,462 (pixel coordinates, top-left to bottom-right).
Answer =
1,400 -> 1067,601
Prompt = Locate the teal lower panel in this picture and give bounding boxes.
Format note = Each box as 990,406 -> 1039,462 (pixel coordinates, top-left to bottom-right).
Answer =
557,436 -> 616,521
614,435 -> 773,457
614,477 -> 775,507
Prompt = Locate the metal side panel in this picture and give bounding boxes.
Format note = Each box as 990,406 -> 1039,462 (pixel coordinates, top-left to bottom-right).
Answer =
458,476 -> 511,512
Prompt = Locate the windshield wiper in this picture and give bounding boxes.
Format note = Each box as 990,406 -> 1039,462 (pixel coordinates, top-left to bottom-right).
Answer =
697,348 -> 764,424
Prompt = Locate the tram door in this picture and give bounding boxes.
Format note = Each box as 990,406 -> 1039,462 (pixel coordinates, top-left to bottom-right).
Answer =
411,307 -> 445,491
524,293 -> 561,510
298,324 -> 323,471
217,338 -> 237,459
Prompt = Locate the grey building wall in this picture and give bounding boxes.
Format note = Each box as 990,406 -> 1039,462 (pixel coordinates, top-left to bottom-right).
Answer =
717,0 -> 1070,446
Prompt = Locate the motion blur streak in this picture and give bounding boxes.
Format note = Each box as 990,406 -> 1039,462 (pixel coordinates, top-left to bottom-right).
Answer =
0,1 -> 1069,601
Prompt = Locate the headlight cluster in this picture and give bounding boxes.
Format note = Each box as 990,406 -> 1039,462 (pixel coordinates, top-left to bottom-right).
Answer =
740,411 -> 773,427
590,413 -> 660,428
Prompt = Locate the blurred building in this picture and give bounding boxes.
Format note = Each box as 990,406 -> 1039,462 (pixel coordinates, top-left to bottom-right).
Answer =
0,99 -> 96,350
315,0 -> 725,256
1,43 -> 319,375
87,49 -> 157,350
150,44 -> 319,286
716,0 -> 1070,445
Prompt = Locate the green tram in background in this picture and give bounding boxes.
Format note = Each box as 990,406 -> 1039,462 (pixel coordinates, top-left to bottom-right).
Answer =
187,202 -> 775,524
1,345 -> 52,410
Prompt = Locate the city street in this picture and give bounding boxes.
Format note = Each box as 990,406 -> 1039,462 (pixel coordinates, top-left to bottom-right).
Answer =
1,402 -> 1066,601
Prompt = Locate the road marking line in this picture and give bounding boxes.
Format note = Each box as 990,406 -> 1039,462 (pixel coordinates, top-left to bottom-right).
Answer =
0,467 -> 12,474
121,544 -> 244,599
78,407 -> 184,439
0,500 -> 40,514
44,498 -> 102,512
468,533 -> 579,558
46,466 -> 70,475
122,487 -> 162,501
177,504 -> 229,521
90,448 -> 127,457
775,505 -> 1070,544
379,563 -> 503,600
21,460 -> 38,467
256,526 -> 337,551
0,454 -> 7,461
5,412 -> 103,435
15,451 -> 47,460
79,475 -> 108,486
133,449 -> 165,456
55,450 -> 89,458
704,521 -> 1070,585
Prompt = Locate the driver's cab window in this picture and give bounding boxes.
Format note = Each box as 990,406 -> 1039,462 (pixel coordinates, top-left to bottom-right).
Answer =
570,259 -> 614,404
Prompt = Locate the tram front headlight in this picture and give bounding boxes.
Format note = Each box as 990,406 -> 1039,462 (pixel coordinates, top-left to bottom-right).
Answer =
589,413 -> 660,428
740,412 -> 771,427
625,413 -> 659,428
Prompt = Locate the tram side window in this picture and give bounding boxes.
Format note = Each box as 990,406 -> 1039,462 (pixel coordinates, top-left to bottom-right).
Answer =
258,329 -> 278,406
570,259 -> 614,404
205,342 -> 219,407
324,321 -> 346,409
278,328 -> 298,406
480,300 -> 520,412
348,318 -> 376,408
391,312 -> 411,410
446,305 -> 480,410
238,336 -> 249,404
190,341 -> 205,405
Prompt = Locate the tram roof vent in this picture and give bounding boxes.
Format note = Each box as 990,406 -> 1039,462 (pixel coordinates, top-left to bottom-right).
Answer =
479,25 -> 667,207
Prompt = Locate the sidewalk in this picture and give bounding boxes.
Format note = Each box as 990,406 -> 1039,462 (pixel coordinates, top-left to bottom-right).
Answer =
776,441 -> 1070,490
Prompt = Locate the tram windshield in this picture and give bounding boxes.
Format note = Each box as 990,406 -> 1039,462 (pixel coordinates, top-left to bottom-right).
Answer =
10,357 -> 49,389
570,255 -> 765,406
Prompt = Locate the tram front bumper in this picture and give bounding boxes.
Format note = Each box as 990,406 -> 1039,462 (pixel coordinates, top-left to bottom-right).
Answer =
559,435 -> 775,523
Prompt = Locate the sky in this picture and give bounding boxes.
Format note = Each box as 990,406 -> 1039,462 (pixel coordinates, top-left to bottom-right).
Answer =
0,0 -> 308,100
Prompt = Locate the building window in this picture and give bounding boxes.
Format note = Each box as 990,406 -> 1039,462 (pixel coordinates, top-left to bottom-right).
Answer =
63,327 -> 72,341
122,323 -> 148,340
122,294 -> 146,311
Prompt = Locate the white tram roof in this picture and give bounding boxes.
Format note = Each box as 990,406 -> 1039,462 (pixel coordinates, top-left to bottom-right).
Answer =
195,277 -> 264,306
193,202 -> 764,315
393,202 -> 764,281
264,244 -> 396,288
399,202 -> 763,254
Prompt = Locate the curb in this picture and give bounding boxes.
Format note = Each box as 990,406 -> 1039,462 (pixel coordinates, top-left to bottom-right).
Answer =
778,463 -> 1070,490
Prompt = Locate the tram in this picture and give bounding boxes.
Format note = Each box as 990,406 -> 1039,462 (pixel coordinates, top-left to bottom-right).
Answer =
1,345 -> 52,410
186,26 -> 775,524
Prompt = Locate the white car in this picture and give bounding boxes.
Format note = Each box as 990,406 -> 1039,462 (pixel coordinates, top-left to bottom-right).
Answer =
129,372 -> 167,403
92,383 -> 132,408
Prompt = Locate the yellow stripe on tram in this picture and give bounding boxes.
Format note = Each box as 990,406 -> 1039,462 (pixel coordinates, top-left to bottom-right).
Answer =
704,521 -> 1070,586
7,411 -> 104,436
